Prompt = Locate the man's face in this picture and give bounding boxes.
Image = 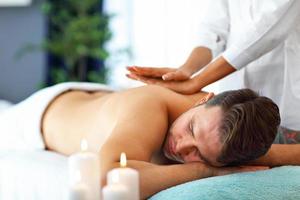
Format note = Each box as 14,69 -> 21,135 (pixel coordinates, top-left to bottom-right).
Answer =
163,105 -> 224,166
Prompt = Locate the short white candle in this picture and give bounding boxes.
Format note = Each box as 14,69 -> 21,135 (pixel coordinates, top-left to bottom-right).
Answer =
69,171 -> 89,200
107,153 -> 139,200
102,180 -> 130,200
69,139 -> 101,200
70,182 -> 89,200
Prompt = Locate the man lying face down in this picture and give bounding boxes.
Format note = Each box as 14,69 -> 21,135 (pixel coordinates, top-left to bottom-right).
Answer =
39,84 -> 281,199
162,89 -> 280,167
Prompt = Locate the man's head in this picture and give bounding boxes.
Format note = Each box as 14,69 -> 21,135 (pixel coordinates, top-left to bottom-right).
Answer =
163,89 -> 281,166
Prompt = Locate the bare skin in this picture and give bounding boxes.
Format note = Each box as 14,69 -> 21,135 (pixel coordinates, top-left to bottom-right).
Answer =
42,85 -> 268,199
126,46 -> 300,169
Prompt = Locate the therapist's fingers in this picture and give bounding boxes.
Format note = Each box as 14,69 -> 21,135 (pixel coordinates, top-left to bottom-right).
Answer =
127,66 -> 175,78
162,70 -> 190,81
127,66 -> 166,77
126,73 -> 199,94
126,68 -> 190,82
126,73 -> 158,84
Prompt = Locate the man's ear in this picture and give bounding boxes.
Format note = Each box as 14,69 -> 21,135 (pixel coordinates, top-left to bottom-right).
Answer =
194,92 -> 215,106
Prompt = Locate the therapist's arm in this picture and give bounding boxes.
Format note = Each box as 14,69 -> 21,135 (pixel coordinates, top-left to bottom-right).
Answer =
127,55 -> 236,94
249,144 -> 300,167
172,46 -> 213,79
127,46 -> 213,82
193,0 -> 300,92
191,56 -> 236,91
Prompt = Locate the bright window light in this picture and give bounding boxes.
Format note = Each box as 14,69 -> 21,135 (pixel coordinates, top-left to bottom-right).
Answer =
0,0 -> 31,6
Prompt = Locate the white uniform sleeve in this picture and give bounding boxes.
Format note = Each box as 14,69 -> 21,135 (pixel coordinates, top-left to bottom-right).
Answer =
222,0 -> 300,70
196,0 -> 229,58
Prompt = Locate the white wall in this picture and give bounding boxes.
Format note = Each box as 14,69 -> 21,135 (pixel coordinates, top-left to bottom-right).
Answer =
105,0 -> 220,92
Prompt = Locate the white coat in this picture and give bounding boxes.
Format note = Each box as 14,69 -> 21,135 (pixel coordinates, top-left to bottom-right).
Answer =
197,0 -> 300,130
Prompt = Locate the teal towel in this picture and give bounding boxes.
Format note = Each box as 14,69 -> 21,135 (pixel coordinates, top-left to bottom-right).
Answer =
150,166 -> 300,200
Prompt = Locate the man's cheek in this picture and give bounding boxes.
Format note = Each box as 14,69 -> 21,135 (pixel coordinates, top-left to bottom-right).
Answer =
182,154 -> 202,163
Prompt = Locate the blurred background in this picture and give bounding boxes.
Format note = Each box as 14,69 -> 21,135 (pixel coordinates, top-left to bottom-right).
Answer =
0,0 -> 210,103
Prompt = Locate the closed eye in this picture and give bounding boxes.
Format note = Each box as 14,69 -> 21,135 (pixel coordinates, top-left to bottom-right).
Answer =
189,121 -> 194,137
189,115 -> 196,138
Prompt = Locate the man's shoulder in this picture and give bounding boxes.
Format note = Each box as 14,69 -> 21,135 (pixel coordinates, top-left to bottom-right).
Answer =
123,85 -> 205,121
118,85 -> 207,115
118,85 -> 174,104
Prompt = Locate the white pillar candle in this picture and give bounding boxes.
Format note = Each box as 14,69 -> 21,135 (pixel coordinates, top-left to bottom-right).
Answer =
69,139 -> 101,200
103,172 -> 130,200
107,153 -> 139,200
69,171 -> 90,200
102,183 -> 130,200
69,183 -> 89,200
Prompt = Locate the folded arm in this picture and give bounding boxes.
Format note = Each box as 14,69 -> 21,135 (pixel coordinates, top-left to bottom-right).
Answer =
250,144 -> 300,167
102,160 -> 213,199
103,159 -> 270,199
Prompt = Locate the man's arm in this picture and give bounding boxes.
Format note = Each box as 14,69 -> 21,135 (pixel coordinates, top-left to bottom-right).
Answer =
102,160 -> 212,199
249,144 -> 300,166
102,159 -> 269,199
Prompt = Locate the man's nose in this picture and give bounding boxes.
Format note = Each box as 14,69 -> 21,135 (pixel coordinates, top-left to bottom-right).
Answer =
176,141 -> 194,157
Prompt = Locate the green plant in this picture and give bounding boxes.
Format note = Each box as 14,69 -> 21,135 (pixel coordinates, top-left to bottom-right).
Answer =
41,0 -> 112,85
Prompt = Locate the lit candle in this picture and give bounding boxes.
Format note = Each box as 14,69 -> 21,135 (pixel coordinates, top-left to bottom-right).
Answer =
69,139 -> 101,200
106,153 -> 139,200
102,173 -> 131,200
69,171 -> 89,200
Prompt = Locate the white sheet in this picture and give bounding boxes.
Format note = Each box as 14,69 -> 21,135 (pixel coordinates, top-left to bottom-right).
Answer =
0,83 -> 115,199
0,150 -> 68,200
0,82 -> 115,151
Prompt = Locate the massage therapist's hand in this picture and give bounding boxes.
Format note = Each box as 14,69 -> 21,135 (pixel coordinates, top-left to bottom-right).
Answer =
126,66 -> 200,94
126,56 -> 236,95
126,66 -> 192,81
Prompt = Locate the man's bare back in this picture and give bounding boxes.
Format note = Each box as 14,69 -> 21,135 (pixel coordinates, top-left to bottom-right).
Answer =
42,85 -> 206,161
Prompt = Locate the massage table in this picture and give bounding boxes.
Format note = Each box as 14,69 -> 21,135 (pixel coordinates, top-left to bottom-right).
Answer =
1,101 -> 300,200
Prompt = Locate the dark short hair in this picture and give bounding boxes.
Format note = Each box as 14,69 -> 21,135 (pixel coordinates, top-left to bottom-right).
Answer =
206,89 -> 281,166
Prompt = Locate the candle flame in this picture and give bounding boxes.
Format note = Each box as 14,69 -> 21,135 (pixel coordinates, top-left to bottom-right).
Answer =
120,152 -> 127,167
81,139 -> 88,151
